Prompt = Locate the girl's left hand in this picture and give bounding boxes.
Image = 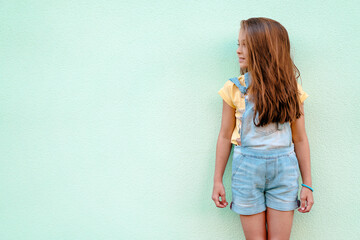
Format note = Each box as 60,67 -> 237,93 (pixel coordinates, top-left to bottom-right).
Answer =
298,186 -> 314,213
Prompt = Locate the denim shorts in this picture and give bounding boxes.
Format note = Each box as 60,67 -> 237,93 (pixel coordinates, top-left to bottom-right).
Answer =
230,144 -> 301,215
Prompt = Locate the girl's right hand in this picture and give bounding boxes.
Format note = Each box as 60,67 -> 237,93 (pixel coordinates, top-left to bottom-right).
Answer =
212,182 -> 228,208
236,138 -> 241,145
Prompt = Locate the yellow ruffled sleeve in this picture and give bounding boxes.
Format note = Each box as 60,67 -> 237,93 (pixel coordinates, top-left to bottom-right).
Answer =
297,83 -> 309,103
218,80 -> 236,108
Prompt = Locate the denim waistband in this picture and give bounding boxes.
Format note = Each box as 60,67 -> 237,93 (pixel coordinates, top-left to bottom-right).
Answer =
234,144 -> 295,158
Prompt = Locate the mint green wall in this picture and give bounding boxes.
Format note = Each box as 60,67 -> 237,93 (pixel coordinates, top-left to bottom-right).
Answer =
1,1 -> 359,239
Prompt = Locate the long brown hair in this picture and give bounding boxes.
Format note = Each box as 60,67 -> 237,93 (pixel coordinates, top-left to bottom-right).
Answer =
240,17 -> 303,127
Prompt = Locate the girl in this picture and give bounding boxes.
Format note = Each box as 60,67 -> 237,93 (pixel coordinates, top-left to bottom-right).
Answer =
212,17 -> 314,239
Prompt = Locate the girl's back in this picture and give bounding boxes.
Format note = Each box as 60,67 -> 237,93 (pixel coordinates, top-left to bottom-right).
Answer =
218,71 -> 308,149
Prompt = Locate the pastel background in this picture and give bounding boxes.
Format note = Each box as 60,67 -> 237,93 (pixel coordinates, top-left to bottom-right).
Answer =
1,1 -> 359,239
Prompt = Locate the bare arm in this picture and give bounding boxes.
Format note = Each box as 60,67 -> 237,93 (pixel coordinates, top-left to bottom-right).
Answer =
290,103 -> 312,187
213,100 -> 236,183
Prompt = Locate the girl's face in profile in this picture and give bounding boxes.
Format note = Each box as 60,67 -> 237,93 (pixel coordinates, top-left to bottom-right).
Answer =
237,28 -> 249,69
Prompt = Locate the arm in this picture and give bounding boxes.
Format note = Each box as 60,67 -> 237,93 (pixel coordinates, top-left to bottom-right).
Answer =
213,100 -> 236,183
291,103 -> 314,212
290,103 -> 312,187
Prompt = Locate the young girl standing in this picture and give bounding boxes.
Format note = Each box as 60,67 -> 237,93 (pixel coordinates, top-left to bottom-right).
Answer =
212,17 -> 314,239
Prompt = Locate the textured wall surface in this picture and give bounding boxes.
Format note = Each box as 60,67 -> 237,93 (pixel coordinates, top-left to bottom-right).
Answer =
1,1 -> 359,239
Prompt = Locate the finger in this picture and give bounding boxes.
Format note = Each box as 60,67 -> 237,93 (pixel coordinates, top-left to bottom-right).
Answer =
215,199 -> 223,207
220,193 -> 228,206
236,138 -> 241,145
214,195 -> 225,208
305,200 -> 314,212
218,195 -> 226,206
300,197 -> 306,211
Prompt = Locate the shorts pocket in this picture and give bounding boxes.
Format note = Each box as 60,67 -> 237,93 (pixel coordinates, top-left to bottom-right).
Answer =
288,152 -> 300,176
289,152 -> 299,166
232,153 -> 245,178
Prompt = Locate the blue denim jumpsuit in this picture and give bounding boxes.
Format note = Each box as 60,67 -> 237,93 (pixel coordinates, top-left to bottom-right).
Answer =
229,72 -> 301,215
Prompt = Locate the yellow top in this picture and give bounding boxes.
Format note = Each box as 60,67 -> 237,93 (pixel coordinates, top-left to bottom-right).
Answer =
218,74 -> 309,145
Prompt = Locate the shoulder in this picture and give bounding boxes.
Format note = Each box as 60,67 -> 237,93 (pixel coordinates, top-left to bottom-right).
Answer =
238,75 -> 246,86
296,82 -> 309,103
218,75 -> 244,109
225,75 -> 246,88
296,82 -> 304,91
223,79 -> 235,88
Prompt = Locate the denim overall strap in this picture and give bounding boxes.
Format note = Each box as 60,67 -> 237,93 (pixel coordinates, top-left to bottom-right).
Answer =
230,72 -> 292,149
229,77 -> 247,95
230,74 -> 284,131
